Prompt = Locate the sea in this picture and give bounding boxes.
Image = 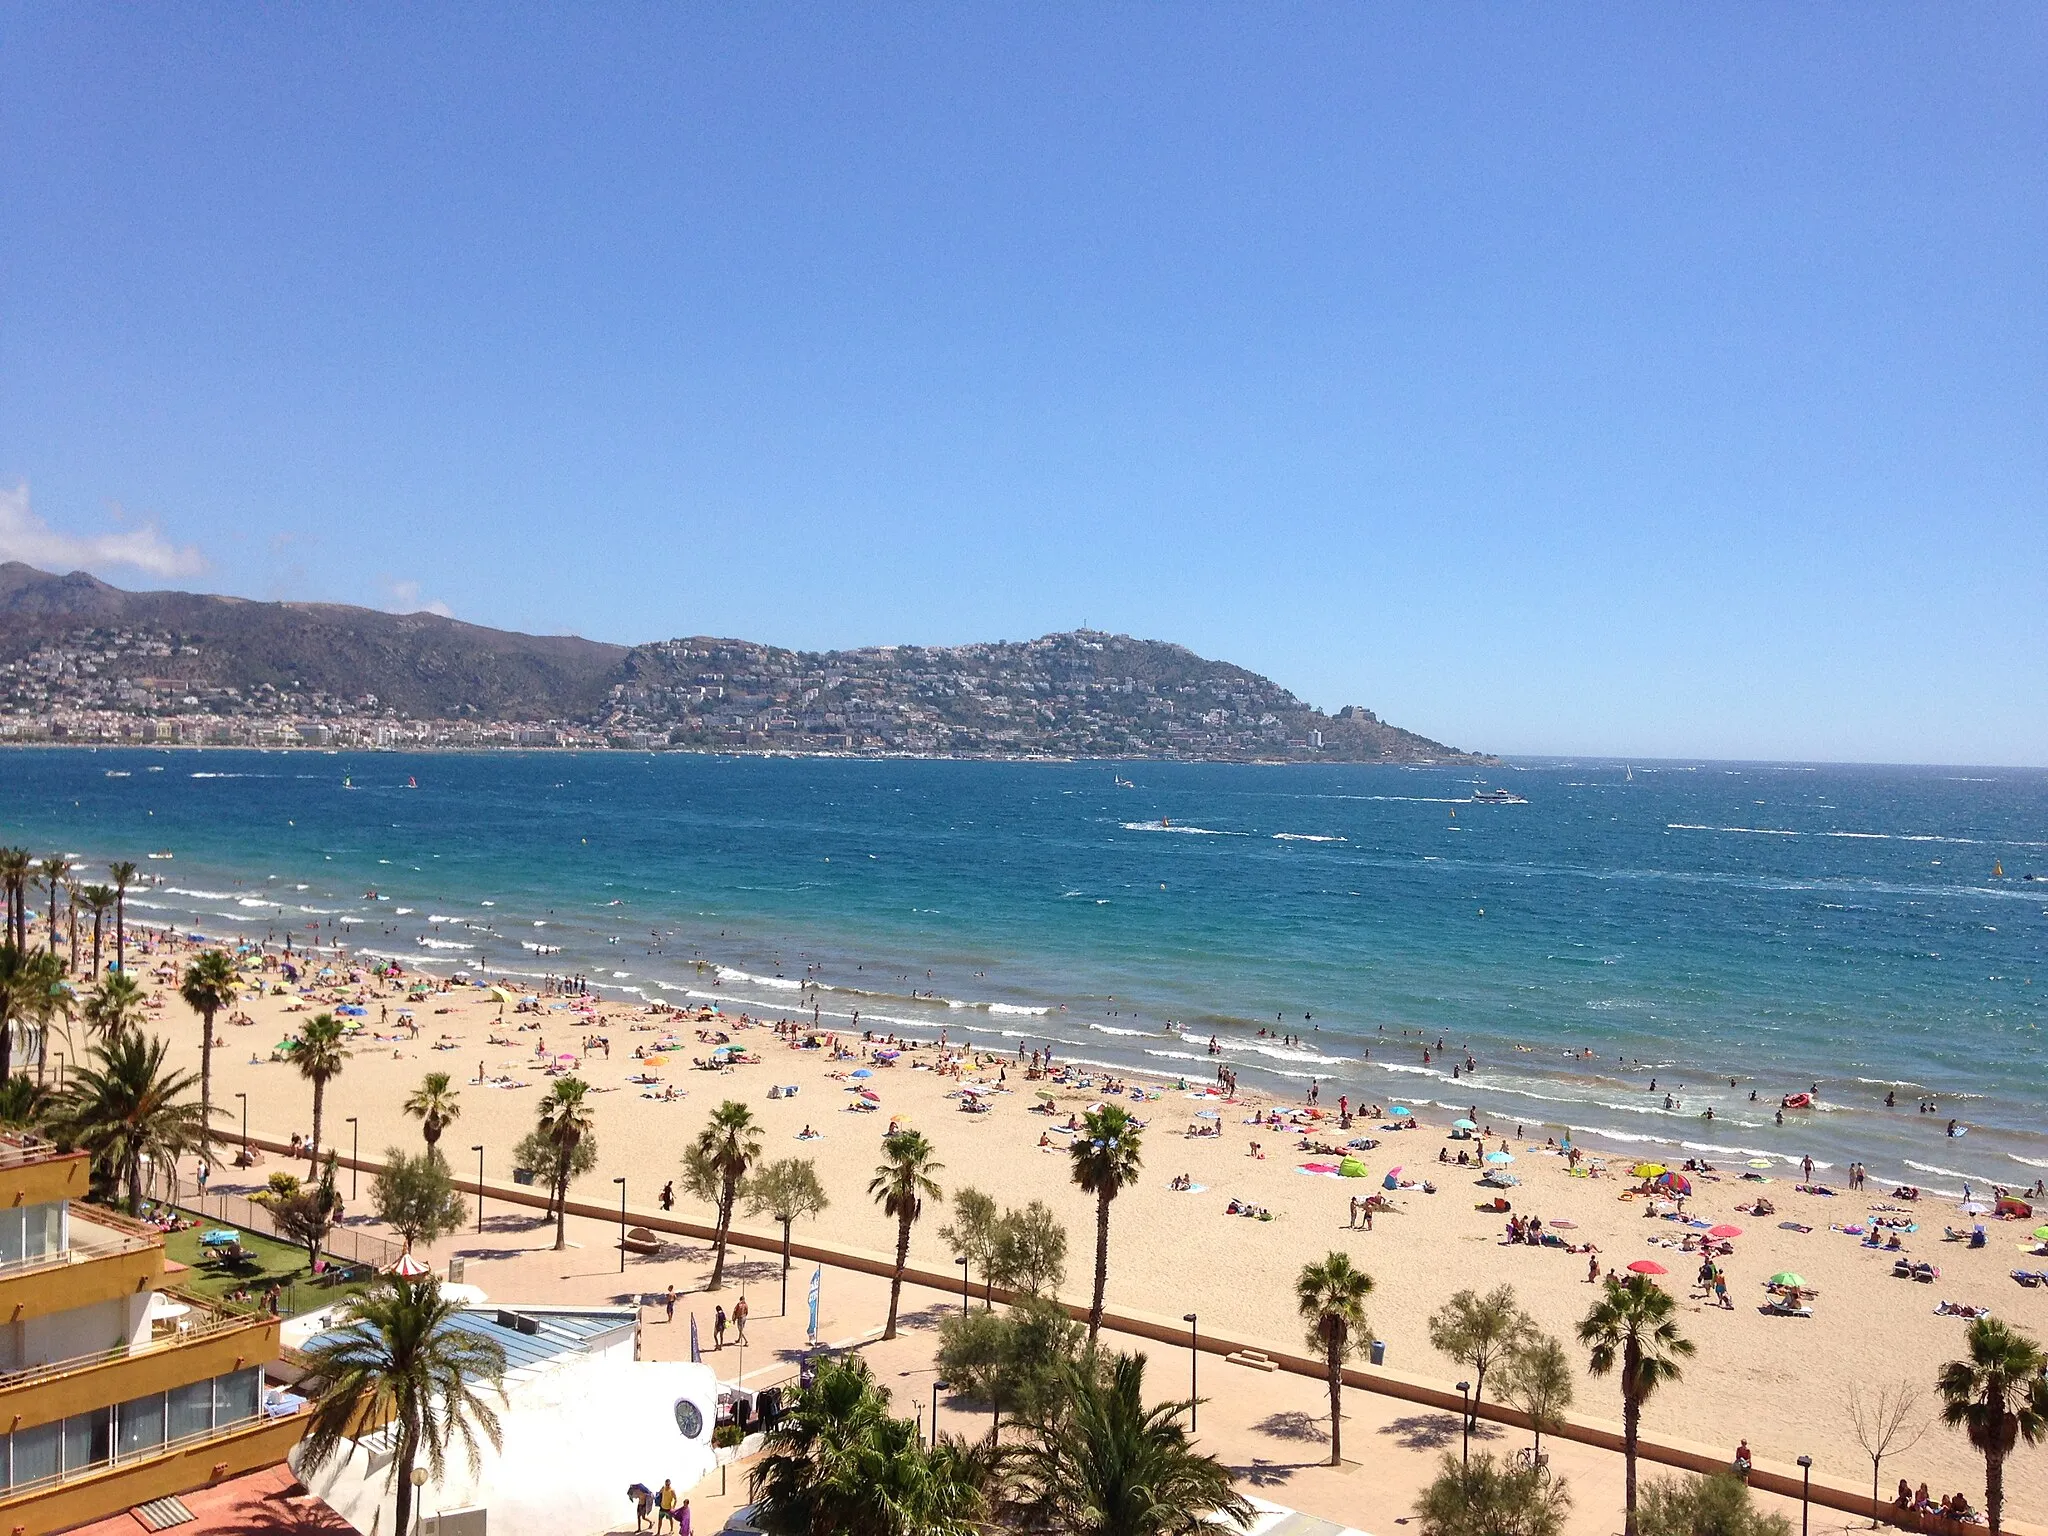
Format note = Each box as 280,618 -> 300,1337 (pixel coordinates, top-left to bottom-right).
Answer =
6,748 -> 2044,1196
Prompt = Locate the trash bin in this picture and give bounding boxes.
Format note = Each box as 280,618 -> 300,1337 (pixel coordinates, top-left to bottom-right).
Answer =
1369,1339 -> 1386,1366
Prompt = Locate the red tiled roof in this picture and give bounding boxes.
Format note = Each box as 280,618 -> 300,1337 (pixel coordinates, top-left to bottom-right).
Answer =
62,1464 -> 362,1536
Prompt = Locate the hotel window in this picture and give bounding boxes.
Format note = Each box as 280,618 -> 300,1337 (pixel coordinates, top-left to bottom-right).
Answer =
215,1366 -> 260,1425
0,1201 -> 64,1268
62,1407 -> 111,1476
168,1379 -> 213,1442
7,1420 -> 60,1487
116,1391 -> 165,1458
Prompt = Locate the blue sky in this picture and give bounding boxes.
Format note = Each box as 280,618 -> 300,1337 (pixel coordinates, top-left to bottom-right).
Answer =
2,8 -> 2042,764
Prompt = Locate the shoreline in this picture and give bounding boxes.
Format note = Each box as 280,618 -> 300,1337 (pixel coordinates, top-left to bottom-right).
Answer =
123,930 -> 2045,1515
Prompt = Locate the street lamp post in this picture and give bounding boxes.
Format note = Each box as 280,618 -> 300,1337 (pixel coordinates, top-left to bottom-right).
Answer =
1183,1313 -> 1199,1432
932,1379 -> 950,1448
471,1145 -> 485,1232
235,1092 -> 248,1154
957,1255 -> 970,1313
1797,1454 -> 1813,1536
1458,1382 -> 1472,1467
344,1117 -> 359,1199
613,1177 -> 627,1274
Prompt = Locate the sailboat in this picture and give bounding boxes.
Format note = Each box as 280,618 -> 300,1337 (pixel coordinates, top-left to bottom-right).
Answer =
1992,861 -> 2005,879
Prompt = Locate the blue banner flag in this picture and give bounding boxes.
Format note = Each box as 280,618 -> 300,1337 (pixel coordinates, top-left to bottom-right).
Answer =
806,1265 -> 822,1340
689,1312 -> 701,1363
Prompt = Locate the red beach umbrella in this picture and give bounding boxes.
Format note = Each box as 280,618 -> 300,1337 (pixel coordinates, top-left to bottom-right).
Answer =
1626,1259 -> 1668,1276
1708,1224 -> 1743,1239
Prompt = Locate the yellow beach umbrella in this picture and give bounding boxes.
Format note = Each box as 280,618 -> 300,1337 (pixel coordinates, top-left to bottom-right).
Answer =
1633,1162 -> 1667,1179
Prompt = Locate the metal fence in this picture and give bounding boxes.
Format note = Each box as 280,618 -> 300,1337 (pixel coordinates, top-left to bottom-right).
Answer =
184,1189 -> 404,1271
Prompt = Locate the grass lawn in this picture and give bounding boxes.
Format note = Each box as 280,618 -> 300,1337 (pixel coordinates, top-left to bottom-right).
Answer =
161,1212 -> 380,1319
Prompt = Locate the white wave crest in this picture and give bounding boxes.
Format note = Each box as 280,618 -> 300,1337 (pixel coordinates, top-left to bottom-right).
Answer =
988,1003 -> 1049,1016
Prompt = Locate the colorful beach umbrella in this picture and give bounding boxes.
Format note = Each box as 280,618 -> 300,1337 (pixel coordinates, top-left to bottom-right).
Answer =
1708,1224 -> 1744,1239
1769,1272 -> 1804,1288
388,1252 -> 432,1279
1389,1105 -> 1412,1117
1485,1151 -> 1514,1165
1627,1260 -> 1668,1275
2033,1225 -> 2048,1241
850,1068 -> 872,1078
1654,1171 -> 1693,1195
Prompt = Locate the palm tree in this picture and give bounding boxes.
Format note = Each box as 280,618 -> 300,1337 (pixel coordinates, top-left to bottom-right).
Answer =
180,948 -> 238,1138
47,1033 -> 208,1214
1298,1251 -> 1375,1466
296,1276 -> 508,1536
290,1013 -> 351,1166
1069,1103 -> 1143,1341
402,1070 -> 462,1157
1009,1351 -> 1252,1536
745,1158 -> 830,1314
1415,1450 -> 1572,1536
64,880 -> 81,972
35,855 -> 66,956
107,861 -> 139,973
82,972 -> 147,1045
80,885 -> 115,978
0,849 -> 29,950
1578,1275 -> 1696,1536
0,1073 -> 53,1131
748,1352 -> 987,1536
870,1128 -> 943,1340
0,944 -> 64,1083
536,1076 -> 595,1250
684,1099 -> 763,1290
1936,1317 -> 2048,1536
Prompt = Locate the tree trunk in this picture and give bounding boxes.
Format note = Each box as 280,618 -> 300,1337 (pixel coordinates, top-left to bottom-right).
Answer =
115,895 -> 125,974
1622,1389 -> 1641,1536
199,1007 -> 216,1141
780,1220 -> 792,1317
709,1182 -> 734,1290
884,1210 -> 911,1340
309,1078 -> 326,1167
92,916 -> 102,979
1089,1190 -> 1111,1341
553,1168 -> 570,1250
1987,1441 -> 2004,1536
1473,1362 -> 1486,1430
394,1439 -> 416,1536
0,1004 -> 12,1081
1327,1332 -> 1344,1466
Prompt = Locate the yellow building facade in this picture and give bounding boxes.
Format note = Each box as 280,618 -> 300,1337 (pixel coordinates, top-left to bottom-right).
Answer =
0,1137 -> 303,1536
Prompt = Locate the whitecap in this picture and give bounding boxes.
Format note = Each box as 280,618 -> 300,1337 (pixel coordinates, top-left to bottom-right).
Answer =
988,1003 -> 1049,1016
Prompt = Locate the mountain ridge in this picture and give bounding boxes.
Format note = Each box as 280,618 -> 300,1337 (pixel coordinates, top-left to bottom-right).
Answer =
0,564 -> 1487,762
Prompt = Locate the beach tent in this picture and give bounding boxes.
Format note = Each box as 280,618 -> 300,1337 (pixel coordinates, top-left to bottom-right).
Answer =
1338,1157 -> 1367,1178
1995,1196 -> 2033,1219
1382,1166 -> 1403,1191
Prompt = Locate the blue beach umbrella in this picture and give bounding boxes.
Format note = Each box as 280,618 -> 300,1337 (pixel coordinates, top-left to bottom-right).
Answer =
850,1068 -> 872,1078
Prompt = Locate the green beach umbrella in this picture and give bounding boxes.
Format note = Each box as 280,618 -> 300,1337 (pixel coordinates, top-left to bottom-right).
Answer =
1769,1272 -> 1804,1288
2033,1225 -> 2048,1241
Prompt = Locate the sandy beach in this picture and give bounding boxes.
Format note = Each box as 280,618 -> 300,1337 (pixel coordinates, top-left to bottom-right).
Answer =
117,931 -> 2048,1516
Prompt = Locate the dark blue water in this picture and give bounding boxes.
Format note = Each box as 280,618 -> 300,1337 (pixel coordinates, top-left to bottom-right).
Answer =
7,748 -> 2044,1193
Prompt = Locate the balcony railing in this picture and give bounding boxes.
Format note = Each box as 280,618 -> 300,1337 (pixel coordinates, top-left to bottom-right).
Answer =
0,1135 -> 71,1170
0,1303 -> 270,1395
0,1229 -> 159,1288
0,1403 -> 306,1502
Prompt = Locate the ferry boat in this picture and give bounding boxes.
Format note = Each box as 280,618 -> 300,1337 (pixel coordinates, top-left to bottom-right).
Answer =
1470,788 -> 1528,804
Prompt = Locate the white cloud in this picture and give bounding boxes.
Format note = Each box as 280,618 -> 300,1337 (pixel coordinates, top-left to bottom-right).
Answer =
380,576 -> 454,619
0,482 -> 209,580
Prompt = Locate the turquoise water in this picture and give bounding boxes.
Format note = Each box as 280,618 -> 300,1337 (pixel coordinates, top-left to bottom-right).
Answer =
7,748 -> 2044,1192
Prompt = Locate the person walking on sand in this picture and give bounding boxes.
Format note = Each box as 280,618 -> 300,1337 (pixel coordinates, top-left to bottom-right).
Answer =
664,1284 -> 677,1323
676,1497 -> 691,1536
732,1293 -> 749,1344
656,1477 -> 678,1533
713,1304 -> 727,1350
